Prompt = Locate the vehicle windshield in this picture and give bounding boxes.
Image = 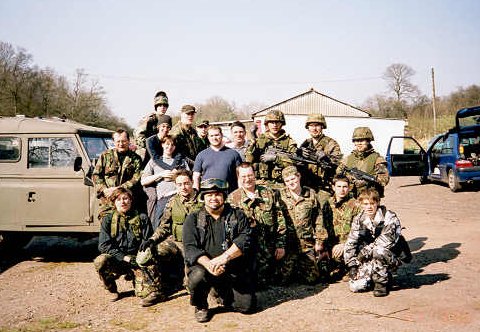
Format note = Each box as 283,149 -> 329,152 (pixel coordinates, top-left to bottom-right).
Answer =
80,135 -> 113,161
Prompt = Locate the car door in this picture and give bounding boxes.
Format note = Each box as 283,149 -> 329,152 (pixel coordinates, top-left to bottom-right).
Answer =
22,134 -> 92,230
386,136 -> 426,176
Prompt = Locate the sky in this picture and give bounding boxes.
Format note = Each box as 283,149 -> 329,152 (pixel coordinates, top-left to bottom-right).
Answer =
1,0 -> 479,127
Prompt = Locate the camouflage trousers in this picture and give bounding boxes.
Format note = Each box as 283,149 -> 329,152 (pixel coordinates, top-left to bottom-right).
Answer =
254,245 -> 279,288
93,253 -> 162,298
354,248 -> 401,285
277,249 -> 320,285
155,238 -> 185,293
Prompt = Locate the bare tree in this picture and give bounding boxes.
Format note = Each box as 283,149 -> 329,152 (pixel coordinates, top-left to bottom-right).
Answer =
383,63 -> 420,103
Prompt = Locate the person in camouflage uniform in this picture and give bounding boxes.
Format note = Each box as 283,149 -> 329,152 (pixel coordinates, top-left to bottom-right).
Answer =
343,188 -> 404,297
93,188 -> 165,307
337,127 -> 389,197
277,166 -> 329,285
170,105 -> 203,166
318,175 -> 362,279
196,120 -> 210,152
139,170 -> 202,292
245,110 -> 297,189
227,162 -> 287,288
92,129 -> 143,219
133,91 -> 169,162
299,114 -> 342,192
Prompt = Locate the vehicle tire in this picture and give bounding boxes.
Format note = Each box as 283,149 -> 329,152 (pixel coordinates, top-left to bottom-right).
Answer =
419,175 -> 429,184
0,232 -> 33,251
448,169 -> 462,192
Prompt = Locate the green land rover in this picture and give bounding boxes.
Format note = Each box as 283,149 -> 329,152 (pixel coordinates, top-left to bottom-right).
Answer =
0,116 -> 113,249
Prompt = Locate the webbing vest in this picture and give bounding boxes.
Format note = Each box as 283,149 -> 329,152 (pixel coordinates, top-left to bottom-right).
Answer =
110,210 -> 144,240
196,206 -> 240,251
171,195 -> 202,242
345,150 -> 379,175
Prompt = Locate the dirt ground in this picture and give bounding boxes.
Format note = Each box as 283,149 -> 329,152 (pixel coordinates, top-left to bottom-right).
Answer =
0,177 -> 479,332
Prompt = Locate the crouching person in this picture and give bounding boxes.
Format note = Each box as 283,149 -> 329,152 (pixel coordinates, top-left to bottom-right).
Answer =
344,188 -> 410,297
93,187 -> 165,307
183,178 -> 256,323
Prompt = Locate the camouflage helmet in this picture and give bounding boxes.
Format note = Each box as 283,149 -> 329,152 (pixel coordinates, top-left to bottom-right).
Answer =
352,127 -> 374,141
305,114 -> 327,129
199,178 -> 229,200
154,91 -> 169,109
264,110 -> 286,125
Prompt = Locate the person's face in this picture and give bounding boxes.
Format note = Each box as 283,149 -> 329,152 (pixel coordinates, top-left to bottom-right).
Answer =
354,139 -> 369,152
114,193 -> 132,213
175,175 -> 193,198
157,123 -> 171,137
361,198 -> 378,218
308,123 -> 323,138
238,166 -> 256,192
208,129 -> 223,147
284,173 -> 301,192
196,126 -> 208,138
156,104 -> 168,115
181,111 -> 195,125
231,126 -> 246,145
204,191 -> 225,211
266,121 -> 283,135
333,180 -> 350,200
113,132 -> 129,153
162,139 -> 176,156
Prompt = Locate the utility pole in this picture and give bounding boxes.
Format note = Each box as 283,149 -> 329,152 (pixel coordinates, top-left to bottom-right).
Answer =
431,68 -> 437,135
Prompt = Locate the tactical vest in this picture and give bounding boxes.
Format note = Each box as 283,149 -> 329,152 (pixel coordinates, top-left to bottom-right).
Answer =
255,132 -> 294,182
171,195 -> 202,242
345,150 -> 379,175
110,210 -> 145,240
196,206 -> 240,251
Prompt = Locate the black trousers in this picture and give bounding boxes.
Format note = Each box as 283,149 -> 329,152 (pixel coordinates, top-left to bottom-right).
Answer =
187,262 -> 256,313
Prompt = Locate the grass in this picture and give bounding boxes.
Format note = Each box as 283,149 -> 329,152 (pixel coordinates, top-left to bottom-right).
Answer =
109,318 -> 148,331
0,317 -> 80,332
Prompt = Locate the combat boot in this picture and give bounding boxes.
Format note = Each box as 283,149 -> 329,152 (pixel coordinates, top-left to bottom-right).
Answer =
194,307 -> 210,323
373,282 -> 389,297
141,291 -> 166,307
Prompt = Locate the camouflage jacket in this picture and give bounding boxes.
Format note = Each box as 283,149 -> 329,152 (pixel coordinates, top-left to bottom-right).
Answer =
299,135 -> 342,191
151,192 -> 202,243
92,149 -> 142,199
337,147 -> 390,196
245,130 -> 297,184
343,206 -> 401,268
320,194 -> 361,246
133,112 -> 160,150
227,185 -> 287,250
170,123 -> 202,162
279,186 -> 327,252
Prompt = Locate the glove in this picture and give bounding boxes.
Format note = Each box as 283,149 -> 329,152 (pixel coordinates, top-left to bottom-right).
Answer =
260,153 -> 276,163
348,266 -> 359,280
139,239 -> 155,252
124,255 -> 138,269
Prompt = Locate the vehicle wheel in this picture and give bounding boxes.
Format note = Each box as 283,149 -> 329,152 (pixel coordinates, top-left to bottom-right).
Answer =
447,169 -> 462,192
0,233 -> 33,251
419,175 -> 429,184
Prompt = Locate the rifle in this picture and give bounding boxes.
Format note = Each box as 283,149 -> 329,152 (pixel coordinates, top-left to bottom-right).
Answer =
266,146 -> 377,184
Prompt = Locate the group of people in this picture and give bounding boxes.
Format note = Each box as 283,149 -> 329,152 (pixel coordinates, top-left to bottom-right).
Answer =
90,91 -> 411,323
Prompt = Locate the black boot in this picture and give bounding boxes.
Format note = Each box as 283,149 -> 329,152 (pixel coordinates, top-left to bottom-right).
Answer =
373,282 -> 389,297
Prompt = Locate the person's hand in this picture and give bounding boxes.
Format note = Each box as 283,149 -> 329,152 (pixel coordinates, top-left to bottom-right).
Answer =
160,170 -> 174,180
260,153 -> 276,163
274,248 -> 285,260
208,254 -> 229,276
104,187 -> 117,198
332,243 -> 344,258
139,239 -> 155,252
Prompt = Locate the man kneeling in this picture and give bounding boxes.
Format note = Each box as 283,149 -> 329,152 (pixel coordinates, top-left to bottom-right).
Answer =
183,178 -> 256,323
93,188 -> 165,307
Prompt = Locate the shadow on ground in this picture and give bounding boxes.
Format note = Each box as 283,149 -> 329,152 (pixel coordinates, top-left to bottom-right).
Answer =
394,237 -> 461,290
0,235 -> 99,274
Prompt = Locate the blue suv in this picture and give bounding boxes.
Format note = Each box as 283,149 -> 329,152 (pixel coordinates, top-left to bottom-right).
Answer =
386,106 -> 480,192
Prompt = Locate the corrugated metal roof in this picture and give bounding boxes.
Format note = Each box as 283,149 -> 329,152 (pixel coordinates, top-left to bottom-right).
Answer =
253,88 -> 370,117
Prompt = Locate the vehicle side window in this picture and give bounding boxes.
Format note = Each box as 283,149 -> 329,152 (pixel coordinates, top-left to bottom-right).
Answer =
0,137 -> 21,162
28,137 -> 78,168
431,138 -> 444,154
441,136 -> 454,154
